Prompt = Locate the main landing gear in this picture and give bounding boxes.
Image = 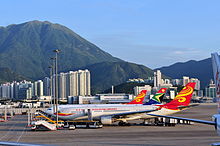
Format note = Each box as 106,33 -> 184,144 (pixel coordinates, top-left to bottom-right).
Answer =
118,121 -> 130,126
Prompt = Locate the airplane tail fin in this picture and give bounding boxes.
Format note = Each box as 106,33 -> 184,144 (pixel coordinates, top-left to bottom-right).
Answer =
144,88 -> 167,105
162,82 -> 196,109
211,52 -> 220,113
127,90 -> 147,104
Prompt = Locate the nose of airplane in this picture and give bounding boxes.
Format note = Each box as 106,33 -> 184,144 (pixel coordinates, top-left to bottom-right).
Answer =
45,107 -> 54,115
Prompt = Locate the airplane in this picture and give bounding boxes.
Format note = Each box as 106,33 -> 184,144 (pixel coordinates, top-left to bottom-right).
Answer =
47,88 -> 166,118
45,89 -> 159,125
46,89 -> 148,118
45,84 -> 195,125
46,101 -> 158,125
118,82 -> 196,122
146,52 -> 220,138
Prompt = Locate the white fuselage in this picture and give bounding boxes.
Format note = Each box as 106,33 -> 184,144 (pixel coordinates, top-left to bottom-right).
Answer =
46,104 -> 156,120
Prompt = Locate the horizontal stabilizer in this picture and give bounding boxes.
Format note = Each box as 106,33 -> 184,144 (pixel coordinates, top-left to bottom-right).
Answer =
178,103 -> 200,110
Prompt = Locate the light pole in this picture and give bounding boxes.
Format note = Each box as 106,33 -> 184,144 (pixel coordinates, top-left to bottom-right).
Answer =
48,66 -> 53,108
50,57 -> 56,114
53,49 -> 61,126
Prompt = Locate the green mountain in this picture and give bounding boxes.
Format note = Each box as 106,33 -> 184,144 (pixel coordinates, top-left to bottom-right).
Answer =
81,62 -> 154,93
0,21 -> 120,79
0,67 -> 28,83
0,21 -> 154,92
157,58 -> 213,89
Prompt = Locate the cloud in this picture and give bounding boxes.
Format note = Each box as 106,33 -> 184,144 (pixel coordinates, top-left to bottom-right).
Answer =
173,51 -> 185,55
172,48 -> 201,56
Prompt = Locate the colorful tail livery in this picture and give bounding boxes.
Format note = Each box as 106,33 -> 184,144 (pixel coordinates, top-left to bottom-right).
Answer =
212,53 -> 220,113
162,82 -> 196,109
144,88 -> 167,105
127,90 -> 147,104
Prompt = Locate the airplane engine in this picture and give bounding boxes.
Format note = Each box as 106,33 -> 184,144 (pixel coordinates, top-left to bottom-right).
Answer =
100,116 -> 113,125
212,114 -> 220,135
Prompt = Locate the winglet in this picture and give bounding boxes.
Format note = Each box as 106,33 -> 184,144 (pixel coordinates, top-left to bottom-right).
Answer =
127,90 -> 147,104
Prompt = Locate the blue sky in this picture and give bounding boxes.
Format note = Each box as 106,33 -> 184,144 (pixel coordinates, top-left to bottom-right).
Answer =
0,0 -> 219,68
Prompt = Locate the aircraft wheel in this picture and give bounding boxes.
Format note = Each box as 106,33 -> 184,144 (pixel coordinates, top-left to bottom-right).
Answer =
118,121 -> 129,126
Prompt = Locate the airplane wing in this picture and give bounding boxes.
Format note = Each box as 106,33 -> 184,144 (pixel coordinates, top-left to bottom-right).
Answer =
109,109 -> 157,119
0,141 -> 49,146
147,114 -> 215,125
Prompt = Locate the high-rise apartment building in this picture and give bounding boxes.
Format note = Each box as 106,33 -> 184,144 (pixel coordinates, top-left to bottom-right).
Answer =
67,71 -> 78,97
154,70 -> 162,87
17,81 -> 33,99
13,82 -> 20,99
56,69 -> 91,100
33,81 -> 38,97
183,76 -> 190,86
0,83 -> 10,99
190,78 -> 200,90
0,81 -> 34,100
18,87 -> 32,99
85,69 -> 91,96
78,70 -> 91,96
9,83 -> 14,99
43,77 -> 50,96
33,80 -> 43,97
0,69 -> 91,100
58,72 -> 67,100
171,79 -> 182,86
